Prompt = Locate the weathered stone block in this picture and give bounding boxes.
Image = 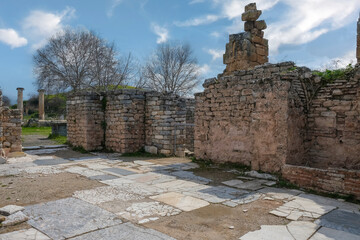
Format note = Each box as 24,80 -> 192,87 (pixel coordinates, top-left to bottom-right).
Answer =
242,10 -> 262,21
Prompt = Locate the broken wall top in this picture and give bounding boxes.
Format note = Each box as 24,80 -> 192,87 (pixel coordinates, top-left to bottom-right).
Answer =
223,2 -> 269,74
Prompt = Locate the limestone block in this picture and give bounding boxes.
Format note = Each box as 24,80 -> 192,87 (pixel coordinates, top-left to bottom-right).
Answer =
145,146 -> 158,154
255,20 -> 267,30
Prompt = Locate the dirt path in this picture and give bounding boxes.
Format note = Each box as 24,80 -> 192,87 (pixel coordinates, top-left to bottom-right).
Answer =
22,135 -> 58,147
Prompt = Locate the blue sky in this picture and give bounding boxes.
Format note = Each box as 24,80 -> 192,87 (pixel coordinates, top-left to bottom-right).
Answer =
0,0 -> 359,103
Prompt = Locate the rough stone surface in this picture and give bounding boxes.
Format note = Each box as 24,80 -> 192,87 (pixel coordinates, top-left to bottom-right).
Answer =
315,209 -> 360,235
310,227 -> 360,240
0,204 -> 25,216
1,211 -> 29,227
270,195 -> 336,220
150,192 -> 209,211
73,186 -> 144,205
70,222 -> 176,240
0,228 -> 50,240
224,3 -> 268,73
0,90 -> 22,155
24,197 -> 122,240
118,201 -> 182,222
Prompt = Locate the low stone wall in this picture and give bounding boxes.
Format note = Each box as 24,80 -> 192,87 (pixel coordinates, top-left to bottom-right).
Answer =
67,90 -> 194,155
105,90 -> 146,153
282,165 -> 360,200
66,93 -> 104,151
0,91 -> 22,155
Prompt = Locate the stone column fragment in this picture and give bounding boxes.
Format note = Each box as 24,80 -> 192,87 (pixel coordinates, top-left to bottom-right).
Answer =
16,88 -> 24,119
38,89 -> 45,120
357,15 -> 360,63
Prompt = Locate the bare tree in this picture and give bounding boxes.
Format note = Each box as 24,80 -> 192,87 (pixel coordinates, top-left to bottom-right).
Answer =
2,95 -> 10,107
33,28 -> 134,93
143,42 -> 200,96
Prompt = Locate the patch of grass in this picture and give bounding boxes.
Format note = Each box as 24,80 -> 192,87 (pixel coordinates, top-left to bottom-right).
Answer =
219,162 -> 251,172
191,157 -> 214,168
275,177 -> 300,190
48,134 -> 68,145
71,146 -> 89,154
22,126 -> 51,136
121,148 -> 166,158
313,64 -> 354,84
191,157 -> 250,171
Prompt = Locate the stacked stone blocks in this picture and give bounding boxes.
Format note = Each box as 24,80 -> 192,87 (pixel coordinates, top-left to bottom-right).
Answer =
66,93 -> 104,151
67,89 -> 194,155
223,3 -> 268,74
0,90 -> 22,156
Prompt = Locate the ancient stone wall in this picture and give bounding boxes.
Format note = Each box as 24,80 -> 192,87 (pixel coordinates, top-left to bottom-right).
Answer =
67,90 -> 194,155
357,16 -> 360,63
195,62 -> 307,172
223,3 -> 268,74
282,165 -> 360,200
0,90 -> 22,155
306,75 -> 360,170
145,93 -> 189,155
105,90 -> 146,153
185,99 -> 195,152
66,93 -> 104,151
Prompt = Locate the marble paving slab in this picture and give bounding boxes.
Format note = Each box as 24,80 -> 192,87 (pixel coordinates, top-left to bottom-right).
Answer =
24,198 -> 122,240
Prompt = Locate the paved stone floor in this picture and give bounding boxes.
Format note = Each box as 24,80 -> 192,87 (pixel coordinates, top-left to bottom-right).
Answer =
0,148 -> 359,239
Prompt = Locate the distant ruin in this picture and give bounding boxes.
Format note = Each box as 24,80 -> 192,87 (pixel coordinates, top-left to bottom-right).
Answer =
195,3 -> 360,199
223,3 -> 268,74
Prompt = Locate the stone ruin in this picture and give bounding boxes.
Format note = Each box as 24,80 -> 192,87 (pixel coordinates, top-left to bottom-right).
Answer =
66,3 -> 360,199
67,90 -> 194,156
0,90 -> 22,160
195,3 -> 360,199
357,15 -> 360,63
223,3 -> 268,74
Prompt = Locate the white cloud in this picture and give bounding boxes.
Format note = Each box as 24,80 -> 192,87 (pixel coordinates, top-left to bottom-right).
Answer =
206,49 -> 224,61
267,0 -> 360,53
211,31 -> 221,38
151,23 -> 169,44
183,0 -> 360,54
107,0 -> 124,17
189,0 -> 206,4
197,64 -> 210,76
174,15 -> 219,27
22,7 -> 75,49
0,28 -> 27,48
213,0 -> 279,20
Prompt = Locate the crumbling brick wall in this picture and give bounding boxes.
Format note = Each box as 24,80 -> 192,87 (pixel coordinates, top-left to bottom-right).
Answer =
0,90 -> 22,155
67,90 -> 194,155
305,70 -> 360,170
195,62 -> 307,172
282,165 -> 360,200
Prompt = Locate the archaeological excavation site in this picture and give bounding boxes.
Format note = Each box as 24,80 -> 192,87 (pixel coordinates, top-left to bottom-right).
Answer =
0,2 -> 360,240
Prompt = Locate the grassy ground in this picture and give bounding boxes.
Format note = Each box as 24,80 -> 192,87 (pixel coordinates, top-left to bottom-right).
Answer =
22,127 -> 68,145
22,127 -> 51,136
48,134 -> 68,145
